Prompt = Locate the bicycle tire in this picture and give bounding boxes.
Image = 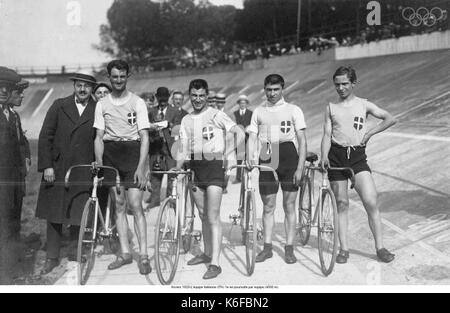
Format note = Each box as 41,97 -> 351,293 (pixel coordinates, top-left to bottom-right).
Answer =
239,174 -> 247,246
182,180 -> 195,253
245,191 -> 257,276
298,176 -> 312,246
155,198 -> 181,285
317,188 -> 339,276
77,199 -> 97,285
104,195 -> 120,255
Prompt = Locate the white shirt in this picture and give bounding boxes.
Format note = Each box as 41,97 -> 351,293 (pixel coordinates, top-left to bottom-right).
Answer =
2,106 -> 10,121
240,109 -> 246,116
157,106 -> 168,118
75,97 -> 88,116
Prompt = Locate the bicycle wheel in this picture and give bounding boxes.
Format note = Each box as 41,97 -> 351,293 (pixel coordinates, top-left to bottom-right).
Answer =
155,198 -> 181,285
317,188 -> 339,276
244,191 -> 257,276
182,180 -> 195,253
77,199 -> 97,285
103,195 -> 120,255
239,175 -> 247,246
298,176 -> 312,246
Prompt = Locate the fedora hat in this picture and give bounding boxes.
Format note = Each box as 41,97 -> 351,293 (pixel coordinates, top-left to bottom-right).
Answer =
70,72 -> 97,85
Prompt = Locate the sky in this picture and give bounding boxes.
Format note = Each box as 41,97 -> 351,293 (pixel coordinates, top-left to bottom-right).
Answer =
0,0 -> 114,70
0,0 -> 243,70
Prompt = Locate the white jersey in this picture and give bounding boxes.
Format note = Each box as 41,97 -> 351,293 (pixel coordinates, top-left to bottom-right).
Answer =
179,107 -> 236,159
94,92 -> 150,141
247,98 -> 307,144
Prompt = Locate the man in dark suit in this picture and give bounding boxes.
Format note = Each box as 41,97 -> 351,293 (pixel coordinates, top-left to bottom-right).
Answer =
171,90 -> 188,120
7,79 -> 31,243
147,87 -> 183,208
0,67 -> 22,284
36,72 -> 98,275
233,95 -> 253,183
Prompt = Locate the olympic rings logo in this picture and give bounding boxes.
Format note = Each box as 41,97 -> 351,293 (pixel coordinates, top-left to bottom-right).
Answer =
402,7 -> 448,27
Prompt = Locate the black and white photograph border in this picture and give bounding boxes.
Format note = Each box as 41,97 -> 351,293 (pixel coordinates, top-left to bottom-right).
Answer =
0,0 -> 449,292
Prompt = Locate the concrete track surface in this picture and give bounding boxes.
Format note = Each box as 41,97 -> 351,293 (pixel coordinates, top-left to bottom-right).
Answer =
43,50 -> 450,286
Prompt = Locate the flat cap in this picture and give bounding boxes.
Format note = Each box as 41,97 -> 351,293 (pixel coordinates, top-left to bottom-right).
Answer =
16,79 -> 30,90
0,67 -> 21,85
94,82 -> 112,93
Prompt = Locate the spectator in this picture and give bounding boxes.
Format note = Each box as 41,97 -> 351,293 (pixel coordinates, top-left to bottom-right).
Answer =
140,92 -> 156,111
93,82 -> 112,102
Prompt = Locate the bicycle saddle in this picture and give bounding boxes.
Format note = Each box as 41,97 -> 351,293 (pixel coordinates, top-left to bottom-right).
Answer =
306,152 -> 319,163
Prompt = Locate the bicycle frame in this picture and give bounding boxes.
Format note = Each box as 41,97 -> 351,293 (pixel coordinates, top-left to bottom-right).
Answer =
227,163 -> 279,229
305,165 -> 355,228
152,170 -> 193,242
65,163 -> 121,240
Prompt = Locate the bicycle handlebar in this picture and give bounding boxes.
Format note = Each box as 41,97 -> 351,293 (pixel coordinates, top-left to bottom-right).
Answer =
227,164 -> 279,183
65,163 -> 121,190
151,170 -> 192,176
308,166 -> 356,189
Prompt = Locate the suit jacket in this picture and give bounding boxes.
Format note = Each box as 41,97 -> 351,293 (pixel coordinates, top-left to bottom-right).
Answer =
0,106 -> 21,218
36,95 -> 97,225
234,109 -> 253,129
148,105 -> 182,158
0,107 -> 21,173
10,109 -> 30,177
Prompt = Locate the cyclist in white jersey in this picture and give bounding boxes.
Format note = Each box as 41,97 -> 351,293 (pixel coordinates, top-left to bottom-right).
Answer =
320,66 -> 397,264
94,60 -> 152,275
248,74 -> 307,265
175,79 -> 245,280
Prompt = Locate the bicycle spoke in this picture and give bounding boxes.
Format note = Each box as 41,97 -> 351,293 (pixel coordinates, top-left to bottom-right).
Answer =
155,199 -> 180,285
78,200 -> 97,285
318,189 -> 338,276
298,177 -> 312,246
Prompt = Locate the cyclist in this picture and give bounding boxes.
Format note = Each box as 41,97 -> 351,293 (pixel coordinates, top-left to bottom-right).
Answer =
174,79 -> 245,280
93,60 -> 152,275
320,66 -> 396,264
248,74 -> 307,265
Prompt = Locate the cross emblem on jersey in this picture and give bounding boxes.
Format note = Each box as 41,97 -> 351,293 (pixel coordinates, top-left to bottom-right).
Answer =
202,126 -> 214,140
128,112 -> 137,126
353,117 -> 364,130
280,121 -> 292,134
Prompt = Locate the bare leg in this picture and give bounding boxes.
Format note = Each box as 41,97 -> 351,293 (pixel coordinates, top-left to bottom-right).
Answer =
260,194 -> 277,245
330,180 -> 349,252
191,187 -> 211,257
354,171 -> 384,251
127,188 -> 147,256
111,187 -> 130,255
282,191 -> 298,246
206,186 -> 224,266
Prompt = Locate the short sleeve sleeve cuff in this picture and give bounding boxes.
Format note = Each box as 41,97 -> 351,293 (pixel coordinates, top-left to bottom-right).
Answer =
136,98 -> 151,131
93,101 -> 105,130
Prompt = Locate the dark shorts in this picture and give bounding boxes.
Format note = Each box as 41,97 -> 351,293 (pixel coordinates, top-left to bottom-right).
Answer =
328,142 -> 372,181
259,142 -> 299,195
103,141 -> 141,189
190,157 -> 225,191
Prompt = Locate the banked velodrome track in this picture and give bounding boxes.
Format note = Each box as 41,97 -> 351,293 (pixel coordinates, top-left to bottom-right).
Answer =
21,49 -> 449,285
